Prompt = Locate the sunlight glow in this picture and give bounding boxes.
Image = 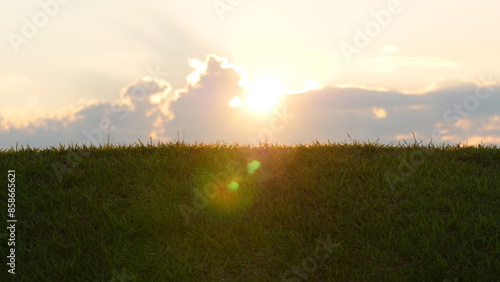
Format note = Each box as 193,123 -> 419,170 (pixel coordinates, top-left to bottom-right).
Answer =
242,76 -> 285,113
229,74 -> 321,114
285,78 -> 321,94
229,97 -> 244,108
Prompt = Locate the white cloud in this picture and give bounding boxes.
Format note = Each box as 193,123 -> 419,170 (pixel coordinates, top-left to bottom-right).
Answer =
372,107 -> 387,119
439,134 -> 500,145
479,116 -> 500,132
464,135 -> 500,145
381,44 -> 400,54
369,55 -> 459,73
395,133 -> 422,142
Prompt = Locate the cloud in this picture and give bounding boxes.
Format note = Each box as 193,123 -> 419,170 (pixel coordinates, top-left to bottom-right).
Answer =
0,54 -> 261,148
1,54 -> 499,149
164,55 -> 254,142
0,77 -> 173,148
372,107 -> 388,119
282,79 -> 500,144
381,44 -> 400,54
369,55 -> 459,73
478,116 -> 500,132
365,45 -> 460,74
463,135 -> 500,145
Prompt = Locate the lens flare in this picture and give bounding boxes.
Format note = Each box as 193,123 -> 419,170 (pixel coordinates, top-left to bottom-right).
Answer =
247,160 -> 261,175
227,181 -> 239,191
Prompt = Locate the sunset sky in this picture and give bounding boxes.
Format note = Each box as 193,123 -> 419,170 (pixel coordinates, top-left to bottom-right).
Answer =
1,0 -> 499,148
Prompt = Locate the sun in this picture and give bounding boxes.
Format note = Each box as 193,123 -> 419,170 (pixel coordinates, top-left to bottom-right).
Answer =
229,75 -> 320,114
240,76 -> 285,113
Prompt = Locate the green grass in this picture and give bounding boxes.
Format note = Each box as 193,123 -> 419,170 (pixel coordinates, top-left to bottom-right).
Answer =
1,141 -> 499,281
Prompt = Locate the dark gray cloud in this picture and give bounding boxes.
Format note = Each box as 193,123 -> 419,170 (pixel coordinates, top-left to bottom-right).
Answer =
281,81 -> 500,144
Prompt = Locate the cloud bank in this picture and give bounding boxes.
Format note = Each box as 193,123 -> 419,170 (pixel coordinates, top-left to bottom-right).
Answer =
1,55 -> 499,149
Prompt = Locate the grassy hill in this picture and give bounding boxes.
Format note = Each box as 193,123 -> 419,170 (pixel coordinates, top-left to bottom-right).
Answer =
1,142 -> 499,281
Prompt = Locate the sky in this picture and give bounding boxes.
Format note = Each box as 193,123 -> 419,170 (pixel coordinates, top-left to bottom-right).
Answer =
1,0 -> 499,149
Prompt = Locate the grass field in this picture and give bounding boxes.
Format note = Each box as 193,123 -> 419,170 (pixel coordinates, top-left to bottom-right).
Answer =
1,141 -> 499,281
